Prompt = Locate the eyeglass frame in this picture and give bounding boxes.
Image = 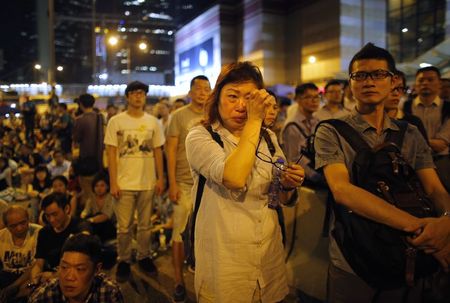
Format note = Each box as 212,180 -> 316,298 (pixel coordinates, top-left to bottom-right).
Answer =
349,69 -> 394,82
391,86 -> 407,94
255,129 -> 303,170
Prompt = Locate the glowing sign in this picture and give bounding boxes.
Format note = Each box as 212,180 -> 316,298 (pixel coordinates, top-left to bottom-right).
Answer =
178,38 -> 213,74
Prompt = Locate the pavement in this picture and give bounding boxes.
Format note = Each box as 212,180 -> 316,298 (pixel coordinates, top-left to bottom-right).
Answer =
108,248 -> 299,303
109,249 -> 196,303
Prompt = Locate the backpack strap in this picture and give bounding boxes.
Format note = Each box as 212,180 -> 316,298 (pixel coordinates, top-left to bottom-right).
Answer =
261,128 -> 276,156
190,126 -> 223,244
403,99 -> 412,115
319,119 -> 370,153
385,119 -> 408,149
284,121 -> 309,139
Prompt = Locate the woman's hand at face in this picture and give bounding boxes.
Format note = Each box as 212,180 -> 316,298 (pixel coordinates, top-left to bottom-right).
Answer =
246,89 -> 273,122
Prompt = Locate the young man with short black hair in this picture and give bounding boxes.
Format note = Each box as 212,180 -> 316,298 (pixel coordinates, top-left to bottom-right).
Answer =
30,193 -> 91,286
105,81 -> 165,281
315,43 -> 450,302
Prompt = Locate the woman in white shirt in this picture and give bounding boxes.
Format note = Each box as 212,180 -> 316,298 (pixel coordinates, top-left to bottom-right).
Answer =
186,62 -> 305,302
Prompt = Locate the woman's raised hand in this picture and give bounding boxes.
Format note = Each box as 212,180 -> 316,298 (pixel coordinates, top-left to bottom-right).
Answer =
246,89 -> 273,122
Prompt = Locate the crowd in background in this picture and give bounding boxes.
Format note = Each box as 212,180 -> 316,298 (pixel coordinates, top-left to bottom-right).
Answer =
0,48 -> 449,303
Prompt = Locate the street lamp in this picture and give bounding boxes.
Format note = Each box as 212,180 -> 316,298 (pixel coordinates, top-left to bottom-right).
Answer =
57,65 -> 63,72
107,35 -> 149,82
138,42 -> 148,51
34,64 -> 42,70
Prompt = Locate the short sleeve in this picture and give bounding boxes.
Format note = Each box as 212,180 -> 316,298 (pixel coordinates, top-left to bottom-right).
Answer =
185,126 -> 226,185
104,117 -> 118,147
314,123 -> 346,170
166,110 -> 181,138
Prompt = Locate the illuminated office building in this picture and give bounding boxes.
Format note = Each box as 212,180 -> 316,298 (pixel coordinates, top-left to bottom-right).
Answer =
174,0 -> 449,91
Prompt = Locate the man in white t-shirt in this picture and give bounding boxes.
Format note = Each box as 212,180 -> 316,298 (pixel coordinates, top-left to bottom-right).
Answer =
105,81 -> 165,281
0,205 -> 42,301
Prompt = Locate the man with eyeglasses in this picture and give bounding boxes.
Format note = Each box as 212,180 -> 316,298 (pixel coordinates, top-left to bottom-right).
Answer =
315,43 -> 450,302
315,80 -> 349,121
280,83 -> 324,187
384,70 -> 428,141
104,81 -> 165,281
402,66 -> 450,192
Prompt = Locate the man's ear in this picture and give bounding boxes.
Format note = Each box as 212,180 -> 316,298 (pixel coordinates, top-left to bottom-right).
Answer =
64,204 -> 71,215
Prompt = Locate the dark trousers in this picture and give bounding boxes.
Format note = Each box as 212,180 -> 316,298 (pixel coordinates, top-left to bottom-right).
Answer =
327,263 -> 424,303
0,270 -> 20,288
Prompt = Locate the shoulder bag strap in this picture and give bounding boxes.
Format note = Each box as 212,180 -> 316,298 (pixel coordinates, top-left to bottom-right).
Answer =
190,125 -> 223,243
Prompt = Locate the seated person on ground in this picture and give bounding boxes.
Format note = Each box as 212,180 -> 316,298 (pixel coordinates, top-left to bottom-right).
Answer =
80,174 -> 116,243
28,233 -> 124,303
30,193 -> 91,286
0,206 -> 42,302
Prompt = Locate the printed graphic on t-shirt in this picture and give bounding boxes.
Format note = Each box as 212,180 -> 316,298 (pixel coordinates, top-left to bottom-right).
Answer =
2,250 -> 33,274
117,126 -> 154,158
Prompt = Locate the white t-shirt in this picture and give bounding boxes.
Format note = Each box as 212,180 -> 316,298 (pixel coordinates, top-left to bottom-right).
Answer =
0,223 -> 42,274
104,112 -> 165,190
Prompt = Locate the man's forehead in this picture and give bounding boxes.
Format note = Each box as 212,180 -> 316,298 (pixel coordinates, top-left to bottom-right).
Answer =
61,251 -> 93,265
351,59 -> 389,71
416,70 -> 439,79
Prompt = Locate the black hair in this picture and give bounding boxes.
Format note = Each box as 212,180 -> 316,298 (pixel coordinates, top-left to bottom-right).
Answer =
348,43 -> 396,74
78,94 -> 95,108
91,172 -> 109,193
106,104 -> 118,110
41,192 -> 69,210
394,70 -> 406,87
125,81 -> 149,96
415,66 -> 441,79
190,75 -> 210,89
32,165 -> 52,190
58,103 -> 68,110
174,98 -> 186,105
325,80 -> 342,92
52,175 -> 69,187
295,83 -> 318,97
60,233 -> 102,265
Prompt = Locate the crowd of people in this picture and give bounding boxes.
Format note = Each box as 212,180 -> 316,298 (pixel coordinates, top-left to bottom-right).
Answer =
0,42 -> 449,303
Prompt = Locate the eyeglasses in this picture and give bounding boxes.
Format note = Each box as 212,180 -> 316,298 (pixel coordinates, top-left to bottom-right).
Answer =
255,130 -> 303,170
391,86 -> 407,94
349,70 -> 394,81
301,95 -> 321,102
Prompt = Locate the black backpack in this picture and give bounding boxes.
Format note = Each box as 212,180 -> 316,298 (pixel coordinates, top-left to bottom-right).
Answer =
320,119 -> 439,290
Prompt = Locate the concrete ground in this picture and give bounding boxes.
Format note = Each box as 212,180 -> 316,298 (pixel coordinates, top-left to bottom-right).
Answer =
109,249 -> 299,303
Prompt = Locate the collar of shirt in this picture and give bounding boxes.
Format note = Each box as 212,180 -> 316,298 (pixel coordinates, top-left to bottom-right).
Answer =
212,122 -> 239,146
348,108 -> 399,135
413,95 -> 442,107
